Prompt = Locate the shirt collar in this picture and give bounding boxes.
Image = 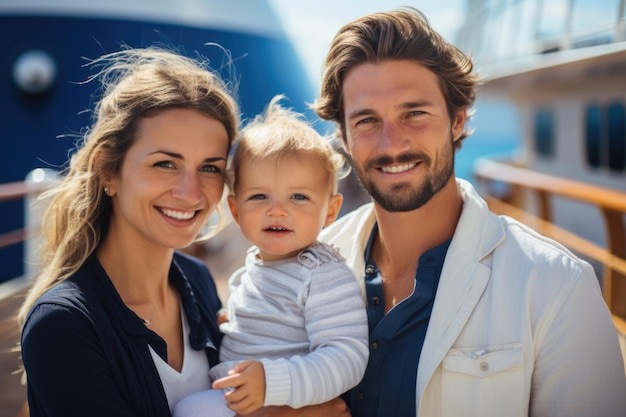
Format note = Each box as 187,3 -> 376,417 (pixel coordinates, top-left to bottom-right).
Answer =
364,222 -> 452,271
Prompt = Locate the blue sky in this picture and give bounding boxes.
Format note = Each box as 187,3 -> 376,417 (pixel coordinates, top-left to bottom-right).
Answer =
268,1 -> 465,89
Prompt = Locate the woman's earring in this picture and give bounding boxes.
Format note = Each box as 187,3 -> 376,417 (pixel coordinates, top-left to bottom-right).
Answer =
104,186 -> 110,196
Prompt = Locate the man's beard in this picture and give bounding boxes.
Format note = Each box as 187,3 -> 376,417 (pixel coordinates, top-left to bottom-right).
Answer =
352,136 -> 455,212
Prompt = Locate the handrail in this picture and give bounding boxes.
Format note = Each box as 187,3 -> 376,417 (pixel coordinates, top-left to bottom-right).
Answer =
481,196 -> 626,277
0,180 -> 51,250
0,180 -> 51,202
473,158 -> 626,330
474,159 -> 626,212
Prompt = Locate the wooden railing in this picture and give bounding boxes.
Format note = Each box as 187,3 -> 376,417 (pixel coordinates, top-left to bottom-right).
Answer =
0,180 -> 51,250
474,158 -> 626,335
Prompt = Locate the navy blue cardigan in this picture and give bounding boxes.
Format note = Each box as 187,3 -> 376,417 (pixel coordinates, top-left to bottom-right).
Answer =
21,252 -> 223,417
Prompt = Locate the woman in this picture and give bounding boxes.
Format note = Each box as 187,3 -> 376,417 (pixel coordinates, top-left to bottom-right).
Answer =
18,47 -> 239,417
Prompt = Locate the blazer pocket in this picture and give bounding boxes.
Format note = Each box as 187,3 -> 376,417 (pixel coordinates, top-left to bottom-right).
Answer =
440,344 -> 526,417
443,345 -> 523,377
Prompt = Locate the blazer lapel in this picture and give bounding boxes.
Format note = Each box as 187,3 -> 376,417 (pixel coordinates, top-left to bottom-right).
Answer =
416,179 -> 504,402
416,257 -> 491,391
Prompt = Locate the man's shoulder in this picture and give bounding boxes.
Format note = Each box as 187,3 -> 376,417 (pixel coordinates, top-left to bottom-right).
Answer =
458,178 -> 591,273
496,214 -> 593,275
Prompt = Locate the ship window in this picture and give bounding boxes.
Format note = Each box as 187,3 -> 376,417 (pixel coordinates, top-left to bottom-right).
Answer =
607,102 -> 626,172
585,104 -> 602,168
584,102 -> 626,172
534,108 -> 555,157
538,0 -> 568,52
571,0 -> 618,46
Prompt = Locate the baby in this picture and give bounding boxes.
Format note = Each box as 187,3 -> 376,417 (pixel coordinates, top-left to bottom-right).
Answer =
173,95 -> 368,416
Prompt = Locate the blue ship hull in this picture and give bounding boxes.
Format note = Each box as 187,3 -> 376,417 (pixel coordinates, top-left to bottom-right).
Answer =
0,14 -> 316,282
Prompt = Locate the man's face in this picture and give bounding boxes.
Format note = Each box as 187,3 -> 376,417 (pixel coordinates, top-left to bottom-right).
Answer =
341,60 -> 465,212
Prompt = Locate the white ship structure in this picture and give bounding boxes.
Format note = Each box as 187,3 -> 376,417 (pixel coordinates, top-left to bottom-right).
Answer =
458,0 -> 626,364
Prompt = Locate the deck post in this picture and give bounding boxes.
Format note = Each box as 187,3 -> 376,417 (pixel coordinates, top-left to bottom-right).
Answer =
24,168 -> 58,280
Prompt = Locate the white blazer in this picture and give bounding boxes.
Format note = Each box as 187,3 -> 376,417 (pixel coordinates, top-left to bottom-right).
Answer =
321,178 -> 626,417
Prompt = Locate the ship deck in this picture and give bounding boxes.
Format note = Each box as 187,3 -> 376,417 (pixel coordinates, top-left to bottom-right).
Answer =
0,287 -> 28,417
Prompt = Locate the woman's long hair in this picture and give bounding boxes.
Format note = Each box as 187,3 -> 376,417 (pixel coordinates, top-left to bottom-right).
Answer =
18,47 -> 240,325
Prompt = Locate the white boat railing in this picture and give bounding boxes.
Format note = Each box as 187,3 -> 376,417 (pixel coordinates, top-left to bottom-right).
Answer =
457,0 -> 626,65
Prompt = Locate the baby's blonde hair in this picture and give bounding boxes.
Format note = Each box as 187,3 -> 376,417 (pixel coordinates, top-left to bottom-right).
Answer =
229,95 -> 348,194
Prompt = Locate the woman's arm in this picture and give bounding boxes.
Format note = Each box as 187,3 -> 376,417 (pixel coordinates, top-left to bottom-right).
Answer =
21,303 -> 151,417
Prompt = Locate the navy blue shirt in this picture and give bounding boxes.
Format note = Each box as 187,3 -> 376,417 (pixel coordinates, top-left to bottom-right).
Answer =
346,224 -> 451,417
21,252 -> 222,417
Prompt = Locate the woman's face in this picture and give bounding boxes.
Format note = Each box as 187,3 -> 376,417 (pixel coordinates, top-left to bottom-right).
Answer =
106,108 -> 229,251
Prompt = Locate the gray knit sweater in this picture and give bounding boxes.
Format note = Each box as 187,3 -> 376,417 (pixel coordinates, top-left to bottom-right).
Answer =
210,242 -> 369,408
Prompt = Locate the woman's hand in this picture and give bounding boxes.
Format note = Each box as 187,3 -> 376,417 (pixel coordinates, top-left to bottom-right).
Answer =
235,397 -> 351,417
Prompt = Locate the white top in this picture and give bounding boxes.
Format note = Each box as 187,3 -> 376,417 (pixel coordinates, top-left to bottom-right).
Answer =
150,304 -> 211,411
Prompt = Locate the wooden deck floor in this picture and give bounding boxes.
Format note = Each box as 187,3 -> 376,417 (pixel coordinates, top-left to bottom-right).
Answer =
0,287 -> 28,417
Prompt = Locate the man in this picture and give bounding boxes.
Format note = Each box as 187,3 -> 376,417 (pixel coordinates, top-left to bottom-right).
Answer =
314,7 -> 626,417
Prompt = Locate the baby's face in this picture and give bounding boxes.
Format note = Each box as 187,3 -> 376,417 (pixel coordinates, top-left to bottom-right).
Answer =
228,154 -> 341,261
